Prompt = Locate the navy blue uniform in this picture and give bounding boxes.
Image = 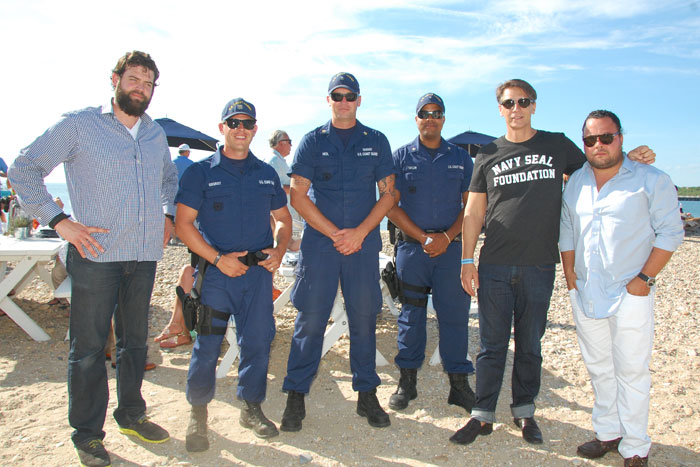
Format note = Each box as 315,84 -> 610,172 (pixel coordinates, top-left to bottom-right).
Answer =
392,136 -> 474,372
177,149 -> 286,404
283,120 -> 394,393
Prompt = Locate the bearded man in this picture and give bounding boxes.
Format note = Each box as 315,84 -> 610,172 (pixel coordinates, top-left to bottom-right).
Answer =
9,51 -> 178,467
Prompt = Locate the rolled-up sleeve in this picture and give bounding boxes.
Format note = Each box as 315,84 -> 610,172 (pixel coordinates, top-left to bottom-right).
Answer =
559,183 -> 576,252
649,172 -> 684,252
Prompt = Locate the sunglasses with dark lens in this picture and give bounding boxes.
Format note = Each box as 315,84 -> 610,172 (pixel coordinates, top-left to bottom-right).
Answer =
417,110 -> 444,119
330,92 -> 358,102
225,118 -> 256,130
280,139 -> 292,145
500,98 -> 534,109
583,132 -> 620,147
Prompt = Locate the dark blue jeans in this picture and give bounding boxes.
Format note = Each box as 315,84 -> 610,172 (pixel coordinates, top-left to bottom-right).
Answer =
66,245 -> 157,444
472,263 -> 555,423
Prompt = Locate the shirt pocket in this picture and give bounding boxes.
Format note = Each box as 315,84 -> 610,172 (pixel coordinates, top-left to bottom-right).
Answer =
354,159 -> 376,184
313,160 -> 341,190
403,171 -> 425,195
202,185 -> 239,218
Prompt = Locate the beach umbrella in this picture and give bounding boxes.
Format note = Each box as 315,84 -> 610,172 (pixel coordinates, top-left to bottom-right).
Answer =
154,117 -> 219,151
448,130 -> 496,157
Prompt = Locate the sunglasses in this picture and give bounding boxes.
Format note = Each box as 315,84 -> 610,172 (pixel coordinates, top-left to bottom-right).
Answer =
280,139 -> 292,145
583,132 -> 620,147
225,118 -> 256,130
330,92 -> 358,102
417,110 -> 444,119
500,98 -> 534,109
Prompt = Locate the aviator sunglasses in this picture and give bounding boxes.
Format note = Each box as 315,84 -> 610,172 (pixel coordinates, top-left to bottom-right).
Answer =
500,98 -> 534,109
330,91 -> 359,102
583,132 -> 620,147
225,118 -> 256,130
417,109 -> 444,119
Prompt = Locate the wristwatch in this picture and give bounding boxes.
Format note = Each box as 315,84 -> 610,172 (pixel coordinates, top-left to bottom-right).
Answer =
637,272 -> 656,287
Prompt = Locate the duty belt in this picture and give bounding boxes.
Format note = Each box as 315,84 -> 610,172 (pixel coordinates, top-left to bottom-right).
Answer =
398,229 -> 462,244
237,245 -> 273,266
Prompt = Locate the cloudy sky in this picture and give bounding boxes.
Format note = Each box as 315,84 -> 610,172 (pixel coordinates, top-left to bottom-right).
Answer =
2,0 -> 698,185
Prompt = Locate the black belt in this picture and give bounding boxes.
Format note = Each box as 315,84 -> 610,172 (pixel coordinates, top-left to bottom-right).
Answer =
237,246 -> 273,266
398,229 -> 461,244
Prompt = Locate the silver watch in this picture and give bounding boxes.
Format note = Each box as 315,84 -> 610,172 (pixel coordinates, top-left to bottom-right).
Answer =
637,272 -> 656,287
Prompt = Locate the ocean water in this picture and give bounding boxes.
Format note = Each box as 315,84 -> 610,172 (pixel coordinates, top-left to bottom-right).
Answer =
45,182 -> 72,214
37,183 -> 700,224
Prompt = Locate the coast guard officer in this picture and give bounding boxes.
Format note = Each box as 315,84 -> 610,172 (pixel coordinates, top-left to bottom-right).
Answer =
280,72 -> 397,431
387,93 -> 475,412
175,98 -> 292,451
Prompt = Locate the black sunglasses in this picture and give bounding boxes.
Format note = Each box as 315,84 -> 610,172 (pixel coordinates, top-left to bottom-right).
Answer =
330,92 -> 358,102
500,98 -> 534,109
280,139 -> 292,145
417,109 -> 444,119
225,118 -> 256,130
583,132 -> 620,147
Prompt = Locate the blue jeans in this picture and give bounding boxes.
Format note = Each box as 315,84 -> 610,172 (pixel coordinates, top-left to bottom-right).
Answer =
66,245 -> 156,444
471,263 -> 555,423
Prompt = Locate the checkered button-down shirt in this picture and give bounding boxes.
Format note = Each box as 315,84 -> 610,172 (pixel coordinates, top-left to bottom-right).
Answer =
9,100 -> 178,262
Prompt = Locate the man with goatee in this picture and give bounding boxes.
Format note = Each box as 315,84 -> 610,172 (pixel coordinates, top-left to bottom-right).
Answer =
9,51 -> 177,467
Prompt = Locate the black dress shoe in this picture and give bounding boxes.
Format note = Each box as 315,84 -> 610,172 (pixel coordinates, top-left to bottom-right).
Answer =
449,418 -> 493,445
577,437 -> 621,459
514,417 -> 543,444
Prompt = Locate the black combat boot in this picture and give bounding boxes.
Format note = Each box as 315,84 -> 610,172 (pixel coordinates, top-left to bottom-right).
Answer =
186,405 -> 209,452
240,400 -> 279,438
388,368 -> 418,410
357,388 -> 391,428
280,390 -> 306,432
447,373 -> 476,413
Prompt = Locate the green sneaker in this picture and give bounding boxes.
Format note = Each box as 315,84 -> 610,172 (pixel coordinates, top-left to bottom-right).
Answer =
74,438 -> 111,467
118,415 -> 170,443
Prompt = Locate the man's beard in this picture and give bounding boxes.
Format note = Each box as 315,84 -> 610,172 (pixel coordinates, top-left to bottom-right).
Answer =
115,84 -> 151,117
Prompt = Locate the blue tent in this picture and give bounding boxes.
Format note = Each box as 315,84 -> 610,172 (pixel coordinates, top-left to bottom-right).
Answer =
155,117 -> 219,151
447,130 -> 496,157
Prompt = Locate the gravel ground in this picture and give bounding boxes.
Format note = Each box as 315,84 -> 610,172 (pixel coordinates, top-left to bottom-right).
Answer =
0,232 -> 698,466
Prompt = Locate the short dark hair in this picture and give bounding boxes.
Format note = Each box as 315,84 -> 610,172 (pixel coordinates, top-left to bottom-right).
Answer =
112,51 -> 159,85
496,79 -> 537,102
582,110 -> 623,134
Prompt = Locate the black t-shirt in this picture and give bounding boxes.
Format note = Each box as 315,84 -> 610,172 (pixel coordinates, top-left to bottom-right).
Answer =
469,130 -> 585,265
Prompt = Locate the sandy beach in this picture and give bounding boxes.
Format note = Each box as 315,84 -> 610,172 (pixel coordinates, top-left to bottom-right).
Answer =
1,233 -> 698,466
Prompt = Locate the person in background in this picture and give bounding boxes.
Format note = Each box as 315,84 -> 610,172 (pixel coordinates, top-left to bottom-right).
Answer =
8,50 -> 177,467
174,143 -> 194,181
386,93 -> 475,413
264,130 -> 301,252
560,110 -> 683,467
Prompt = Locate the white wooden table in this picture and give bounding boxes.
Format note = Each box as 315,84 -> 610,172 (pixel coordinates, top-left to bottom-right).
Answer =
0,237 -> 65,341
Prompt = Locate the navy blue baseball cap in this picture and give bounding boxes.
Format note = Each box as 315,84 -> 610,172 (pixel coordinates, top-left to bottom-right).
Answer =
416,93 -> 445,114
221,98 -> 256,121
328,72 -> 360,94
